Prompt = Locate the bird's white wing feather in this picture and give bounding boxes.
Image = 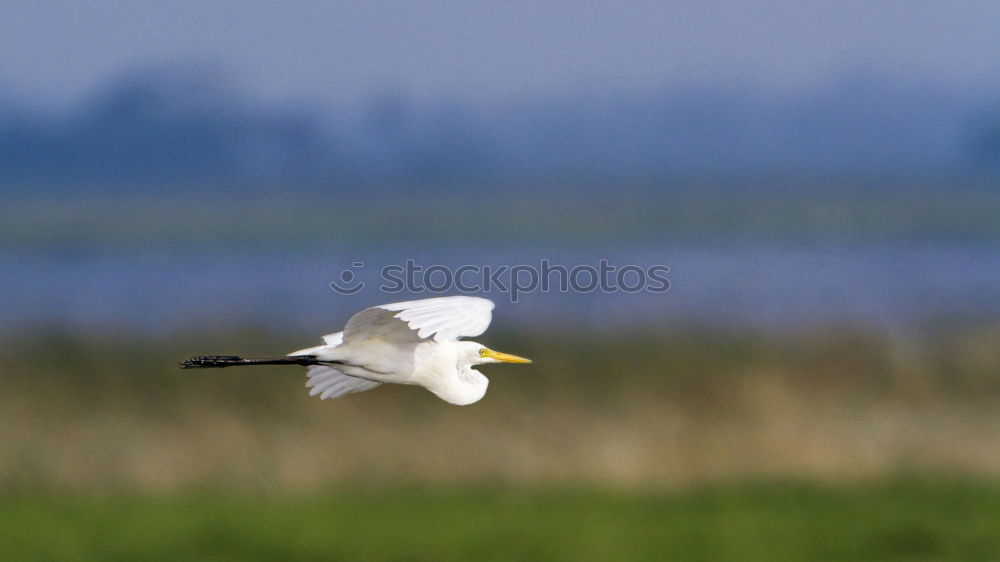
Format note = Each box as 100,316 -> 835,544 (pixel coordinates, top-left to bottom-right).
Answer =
295,331 -> 380,400
321,331 -> 344,346
287,331 -> 343,357
344,296 -> 495,343
305,365 -> 380,400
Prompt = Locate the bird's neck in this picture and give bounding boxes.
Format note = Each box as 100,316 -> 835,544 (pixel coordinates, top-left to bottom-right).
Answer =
427,366 -> 488,406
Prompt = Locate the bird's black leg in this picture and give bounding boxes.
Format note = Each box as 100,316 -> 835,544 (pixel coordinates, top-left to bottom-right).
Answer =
178,355 -> 327,369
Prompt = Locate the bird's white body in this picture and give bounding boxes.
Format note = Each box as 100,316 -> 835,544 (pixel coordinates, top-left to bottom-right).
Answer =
296,334 -> 490,405
288,296 -> 529,405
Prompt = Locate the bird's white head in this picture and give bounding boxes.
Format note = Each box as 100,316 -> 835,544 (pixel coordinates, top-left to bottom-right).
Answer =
460,341 -> 533,366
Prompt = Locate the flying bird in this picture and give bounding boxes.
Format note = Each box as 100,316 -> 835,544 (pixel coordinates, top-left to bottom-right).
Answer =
179,296 -> 531,405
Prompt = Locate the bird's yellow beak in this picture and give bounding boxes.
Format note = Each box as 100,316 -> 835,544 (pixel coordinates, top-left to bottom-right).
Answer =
484,349 -> 533,364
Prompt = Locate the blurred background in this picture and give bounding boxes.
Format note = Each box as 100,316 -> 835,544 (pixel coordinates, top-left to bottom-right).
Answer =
2,1 -> 1000,559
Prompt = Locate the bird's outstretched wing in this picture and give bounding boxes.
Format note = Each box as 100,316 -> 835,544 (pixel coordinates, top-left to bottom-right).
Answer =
305,365 -> 380,399
292,331 -> 382,399
343,296 -> 495,343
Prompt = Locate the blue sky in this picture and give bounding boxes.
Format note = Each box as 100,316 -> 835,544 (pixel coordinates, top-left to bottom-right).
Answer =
2,1 -> 999,110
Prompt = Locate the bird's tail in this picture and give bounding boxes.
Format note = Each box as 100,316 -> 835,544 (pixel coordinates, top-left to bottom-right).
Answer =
178,355 -> 320,369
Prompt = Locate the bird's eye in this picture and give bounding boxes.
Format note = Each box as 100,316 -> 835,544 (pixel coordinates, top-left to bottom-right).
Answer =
479,349 -> 488,356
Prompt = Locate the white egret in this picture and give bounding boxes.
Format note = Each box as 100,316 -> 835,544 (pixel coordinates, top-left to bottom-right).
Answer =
180,296 -> 531,405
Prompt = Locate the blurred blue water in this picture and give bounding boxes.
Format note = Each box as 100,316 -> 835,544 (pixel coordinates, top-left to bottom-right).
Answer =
3,242 -> 997,339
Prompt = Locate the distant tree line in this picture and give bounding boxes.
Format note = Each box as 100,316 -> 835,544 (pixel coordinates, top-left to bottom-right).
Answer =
0,67 -> 997,191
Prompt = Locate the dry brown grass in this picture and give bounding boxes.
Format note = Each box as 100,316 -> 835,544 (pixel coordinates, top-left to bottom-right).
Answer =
2,325 -> 999,492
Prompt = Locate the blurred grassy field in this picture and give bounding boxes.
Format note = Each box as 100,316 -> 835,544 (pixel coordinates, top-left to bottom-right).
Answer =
2,325 -> 1000,490
2,325 -> 1000,559
3,480 -> 1000,561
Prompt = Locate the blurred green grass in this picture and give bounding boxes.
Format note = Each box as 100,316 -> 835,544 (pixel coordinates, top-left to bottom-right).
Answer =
3,480 -> 1000,561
